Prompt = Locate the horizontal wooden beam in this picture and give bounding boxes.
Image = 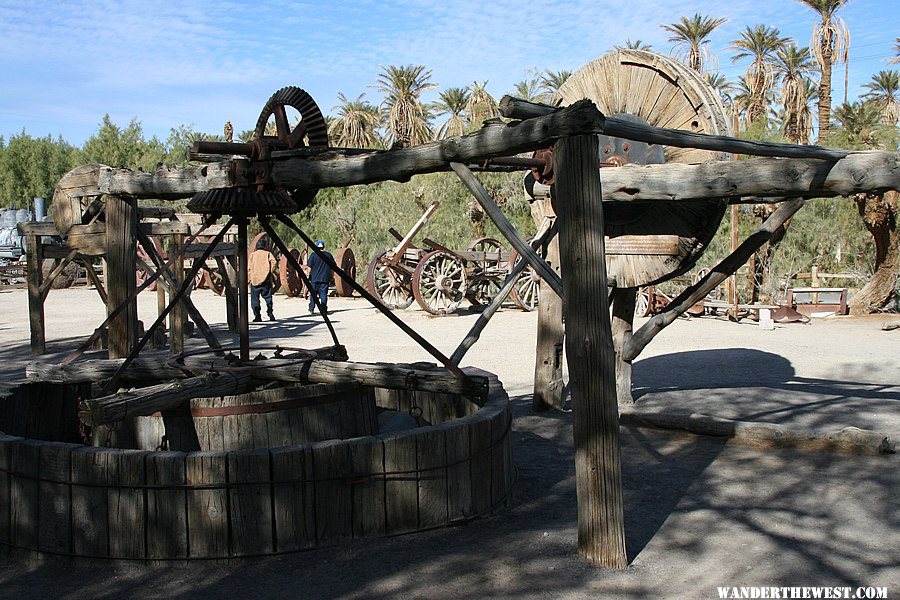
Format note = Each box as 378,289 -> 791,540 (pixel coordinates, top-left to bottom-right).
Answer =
98,162 -> 231,199
18,221 -> 191,236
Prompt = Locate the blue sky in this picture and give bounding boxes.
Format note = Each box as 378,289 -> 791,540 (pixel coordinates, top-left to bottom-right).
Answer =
1,0 -> 897,147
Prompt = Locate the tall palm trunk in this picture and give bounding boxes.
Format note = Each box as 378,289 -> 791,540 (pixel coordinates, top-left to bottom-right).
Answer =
818,46 -> 834,139
850,191 -> 899,314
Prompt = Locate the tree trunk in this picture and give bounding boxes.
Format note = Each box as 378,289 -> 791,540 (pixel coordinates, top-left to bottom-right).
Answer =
849,191 -> 899,315
818,49 -> 833,140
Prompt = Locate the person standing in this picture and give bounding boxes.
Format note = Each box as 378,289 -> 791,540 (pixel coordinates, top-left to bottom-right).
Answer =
249,238 -> 277,322
307,239 -> 334,315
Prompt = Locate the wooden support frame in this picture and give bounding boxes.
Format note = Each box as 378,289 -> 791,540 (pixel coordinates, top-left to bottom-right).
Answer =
555,134 -> 626,568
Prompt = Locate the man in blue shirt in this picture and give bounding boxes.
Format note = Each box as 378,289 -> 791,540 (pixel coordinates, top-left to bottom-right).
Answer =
306,240 -> 334,315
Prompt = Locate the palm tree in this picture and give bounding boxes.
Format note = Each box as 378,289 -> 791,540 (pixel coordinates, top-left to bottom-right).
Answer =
796,79 -> 819,144
861,70 -> 900,125
513,77 -> 544,103
832,101 -> 884,146
890,38 -> 900,64
465,81 -> 499,126
729,25 -> 792,125
795,0 -> 851,140
540,69 -> 573,97
432,87 -> 470,139
374,64 -> 437,148
328,93 -> 382,149
774,45 -> 817,142
661,13 -> 728,72
615,38 -> 652,51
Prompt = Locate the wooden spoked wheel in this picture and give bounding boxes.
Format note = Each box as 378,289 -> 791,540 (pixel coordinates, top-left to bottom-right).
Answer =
635,287 -> 651,318
554,49 -> 731,288
507,244 -> 542,312
413,250 -> 468,315
466,237 -> 506,308
333,246 -> 356,297
367,250 -> 414,309
201,269 -> 226,296
279,248 -> 307,297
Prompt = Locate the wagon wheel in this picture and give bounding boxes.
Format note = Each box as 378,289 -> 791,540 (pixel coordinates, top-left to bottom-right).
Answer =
51,163 -> 104,237
412,250 -> 468,315
465,237 -> 506,308
553,49 -> 731,288
367,250 -> 414,309
254,86 -> 329,210
201,269 -> 226,296
333,246 -> 356,297
507,245 -> 542,312
279,248 -> 305,297
467,276 -> 503,309
248,232 -> 281,293
635,287 -> 651,318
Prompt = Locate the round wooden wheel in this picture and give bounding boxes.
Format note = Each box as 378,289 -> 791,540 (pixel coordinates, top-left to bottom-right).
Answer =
279,248 -> 304,297
465,237 -> 506,308
507,245 -> 542,312
467,276 -> 502,309
413,250 -> 467,315
333,246 -> 356,297
635,287 -> 651,318
367,250 -> 414,309
51,164 -> 104,237
554,49 -> 731,288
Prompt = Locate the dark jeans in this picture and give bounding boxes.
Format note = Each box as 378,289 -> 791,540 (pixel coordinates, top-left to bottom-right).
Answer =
251,280 -> 273,316
309,281 -> 329,312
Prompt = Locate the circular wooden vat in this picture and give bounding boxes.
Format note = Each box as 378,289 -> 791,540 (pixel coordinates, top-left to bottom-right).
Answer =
0,368 -> 512,562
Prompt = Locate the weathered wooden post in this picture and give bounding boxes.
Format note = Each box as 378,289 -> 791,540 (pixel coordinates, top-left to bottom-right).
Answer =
610,287 -> 637,405
169,232 -> 186,355
236,217 -> 250,361
105,196 -> 138,359
25,231 -> 45,355
554,134 -> 627,568
533,231 -> 566,411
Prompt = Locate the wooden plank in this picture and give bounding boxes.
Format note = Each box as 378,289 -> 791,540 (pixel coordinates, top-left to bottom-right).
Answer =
107,449 -> 146,560
416,428 -> 448,529
71,446 -> 110,558
271,445 -> 315,552
383,434 -> 418,534
349,438 -> 385,538
468,415 -> 492,517
533,233 -> 565,411
38,442 -> 73,555
311,440 -> 352,544
9,439 -> 41,551
146,451 -> 188,559
105,195 -> 138,359
0,435 -> 14,549
604,235 -> 680,256
227,449 -> 273,556
490,407 -> 512,510
443,422 -> 472,522
185,451 -> 228,559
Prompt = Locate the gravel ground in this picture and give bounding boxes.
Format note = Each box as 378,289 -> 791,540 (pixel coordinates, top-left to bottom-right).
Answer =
0,286 -> 896,598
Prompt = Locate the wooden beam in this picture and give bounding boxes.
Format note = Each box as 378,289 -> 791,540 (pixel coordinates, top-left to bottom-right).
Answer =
25,234 -> 45,355
610,287 -> 637,405
532,232 -> 566,411
79,372 -> 253,426
105,196 -> 138,359
555,135 -> 626,568
98,163 -> 231,199
498,96 -> 849,161
623,198 -> 807,362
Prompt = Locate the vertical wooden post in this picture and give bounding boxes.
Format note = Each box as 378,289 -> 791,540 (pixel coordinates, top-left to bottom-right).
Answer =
26,233 -> 45,355
236,217 -> 250,361
533,231 -> 565,411
224,255 -> 239,333
169,233 -> 185,355
610,287 -> 637,406
554,135 -> 627,568
153,265 -> 167,350
105,196 -> 138,359
729,204 -> 739,318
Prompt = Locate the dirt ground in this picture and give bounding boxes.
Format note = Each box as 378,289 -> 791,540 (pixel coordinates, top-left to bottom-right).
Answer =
0,286 -> 897,599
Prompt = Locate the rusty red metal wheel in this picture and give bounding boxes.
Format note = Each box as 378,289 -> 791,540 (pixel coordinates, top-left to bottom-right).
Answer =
201,268 -> 225,296
333,246 -> 356,297
412,250 -> 467,316
279,248 -> 304,297
367,250 -> 413,309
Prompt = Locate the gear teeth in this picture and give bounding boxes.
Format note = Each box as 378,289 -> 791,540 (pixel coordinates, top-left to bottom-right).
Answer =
254,86 -> 329,147
186,188 -> 298,215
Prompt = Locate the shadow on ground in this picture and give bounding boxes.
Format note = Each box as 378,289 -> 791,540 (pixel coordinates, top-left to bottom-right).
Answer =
633,349 -> 900,433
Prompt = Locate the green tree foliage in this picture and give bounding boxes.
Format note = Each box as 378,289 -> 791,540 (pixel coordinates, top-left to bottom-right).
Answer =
661,13 -> 728,72
861,70 -> 900,125
374,65 -> 437,148
614,38 -> 652,51
78,115 -> 167,170
774,45 -> 818,143
0,132 -> 78,208
431,87 -> 470,140
328,93 -> 383,148
729,25 -> 792,125
465,81 -> 500,127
